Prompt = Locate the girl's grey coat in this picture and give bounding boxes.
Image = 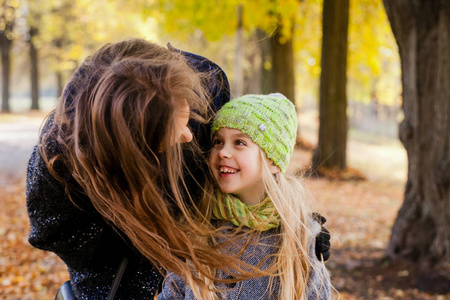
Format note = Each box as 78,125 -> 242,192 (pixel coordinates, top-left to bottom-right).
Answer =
157,220 -> 331,300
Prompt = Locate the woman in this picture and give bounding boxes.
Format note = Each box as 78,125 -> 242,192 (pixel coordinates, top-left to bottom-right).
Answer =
26,39 -> 230,299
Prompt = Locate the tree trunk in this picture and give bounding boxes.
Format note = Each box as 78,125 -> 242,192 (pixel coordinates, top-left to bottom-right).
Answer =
271,24 -> 296,103
383,0 -> 450,265
256,28 -> 274,94
312,0 -> 350,170
30,27 -> 39,111
0,30 -> 12,113
244,30 -> 263,95
233,4 -> 244,97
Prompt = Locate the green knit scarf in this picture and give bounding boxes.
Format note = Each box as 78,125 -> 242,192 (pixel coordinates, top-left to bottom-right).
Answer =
211,192 -> 280,231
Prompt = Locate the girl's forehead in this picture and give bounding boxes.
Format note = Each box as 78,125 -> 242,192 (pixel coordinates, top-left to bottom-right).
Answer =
215,127 -> 249,138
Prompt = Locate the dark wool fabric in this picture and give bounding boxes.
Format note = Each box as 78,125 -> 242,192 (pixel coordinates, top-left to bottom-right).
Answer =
26,114 -> 164,300
26,47 -> 231,300
157,220 -> 331,300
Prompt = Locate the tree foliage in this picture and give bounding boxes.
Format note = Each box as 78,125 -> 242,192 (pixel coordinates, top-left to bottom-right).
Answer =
22,0 -> 154,83
294,0 -> 400,107
13,0 -> 400,113
0,0 -> 18,40
142,0 -> 301,41
348,0 -> 400,105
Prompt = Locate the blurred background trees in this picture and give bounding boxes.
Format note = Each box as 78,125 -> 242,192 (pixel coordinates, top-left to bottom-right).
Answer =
8,0 -> 401,121
3,0 -> 448,266
0,0 -> 18,112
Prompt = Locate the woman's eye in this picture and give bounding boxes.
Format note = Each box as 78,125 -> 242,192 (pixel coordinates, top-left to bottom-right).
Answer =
235,140 -> 246,146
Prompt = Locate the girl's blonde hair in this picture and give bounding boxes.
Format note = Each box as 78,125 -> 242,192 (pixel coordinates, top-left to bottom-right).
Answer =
260,150 -> 313,300
40,39 -> 263,295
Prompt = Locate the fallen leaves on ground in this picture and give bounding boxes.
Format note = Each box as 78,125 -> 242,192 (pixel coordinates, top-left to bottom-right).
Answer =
304,172 -> 450,300
304,166 -> 368,181
0,148 -> 449,299
0,177 -> 69,300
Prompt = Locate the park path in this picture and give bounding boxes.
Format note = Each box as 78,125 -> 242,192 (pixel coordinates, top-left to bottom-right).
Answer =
0,115 -> 44,183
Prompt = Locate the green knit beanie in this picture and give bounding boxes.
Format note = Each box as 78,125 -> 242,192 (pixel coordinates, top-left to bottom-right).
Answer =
211,94 -> 298,173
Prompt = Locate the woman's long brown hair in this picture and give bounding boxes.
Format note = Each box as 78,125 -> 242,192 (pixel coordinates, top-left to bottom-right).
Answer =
40,39 -> 264,295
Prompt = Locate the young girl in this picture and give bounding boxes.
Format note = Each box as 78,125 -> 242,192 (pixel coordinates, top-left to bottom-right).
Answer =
158,94 -> 331,299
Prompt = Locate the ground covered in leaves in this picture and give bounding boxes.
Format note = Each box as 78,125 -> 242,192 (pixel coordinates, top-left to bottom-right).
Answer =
1,113 -> 449,299
306,178 -> 450,300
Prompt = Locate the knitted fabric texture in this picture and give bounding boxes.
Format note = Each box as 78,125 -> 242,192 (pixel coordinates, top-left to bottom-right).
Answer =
211,191 -> 280,231
211,94 -> 298,173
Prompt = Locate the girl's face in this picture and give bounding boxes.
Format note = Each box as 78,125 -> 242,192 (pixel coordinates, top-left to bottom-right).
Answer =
209,128 -> 277,205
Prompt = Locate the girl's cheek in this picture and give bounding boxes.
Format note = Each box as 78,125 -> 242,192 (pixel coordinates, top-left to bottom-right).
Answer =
209,149 -> 219,164
208,151 -> 215,165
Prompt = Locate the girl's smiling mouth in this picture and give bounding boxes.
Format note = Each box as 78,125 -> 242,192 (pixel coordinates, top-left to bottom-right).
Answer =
219,166 -> 239,174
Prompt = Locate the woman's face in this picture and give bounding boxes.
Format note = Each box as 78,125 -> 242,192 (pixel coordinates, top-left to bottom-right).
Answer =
174,99 -> 193,144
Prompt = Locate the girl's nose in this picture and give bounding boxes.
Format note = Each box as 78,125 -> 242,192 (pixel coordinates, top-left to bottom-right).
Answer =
218,146 -> 231,159
180,127 -> 193,143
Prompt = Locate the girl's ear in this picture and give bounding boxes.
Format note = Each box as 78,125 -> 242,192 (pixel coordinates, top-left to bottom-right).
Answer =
268,160 -> 281,174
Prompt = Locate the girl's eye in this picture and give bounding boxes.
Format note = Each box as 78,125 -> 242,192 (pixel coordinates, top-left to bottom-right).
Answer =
235,140 -> 246,146
212,138 -> 223,146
